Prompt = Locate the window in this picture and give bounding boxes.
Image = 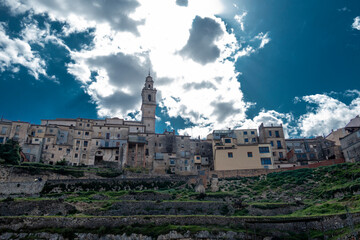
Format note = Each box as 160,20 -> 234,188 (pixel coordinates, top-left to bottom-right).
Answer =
310,153 -> 316,159
1,127 -> 7,134
145,149 -> 149,156
106,133 -> 110,139
251,131 -> 255,135
228,152 -> 233,158
37,129 -> 43,133
247,152 -> 253,157
96,141 -> 98,146
84,141 -> 88,147
170,159 -> 175,165
181,144 -> 184,148
270,141 -> 274,147
115,156 -> 119,160
159,143 -> 162,147
244,138 -> 249,143
87,124 -> 90,127
244,131 -> 248,135
82,154 -> 86,159
252,138 -> 256,142
45,145 -> 48,150
261,158 -> 272,165
196,156 -> 201,160
51,154 -> 54,158
273,152 -> 276,156
181,136 -> 184,140
269,131 -> 272,136
148,94 -> 151,101
15,125 -> 20,132
185,160 -> 188,165
34,138 -> 39,142
59,147 -> 62,151
277,141 -> 282,148
66,149 -> 70,153
79,123 -> 82,126
259,147 -> 270,153
224,138 -> 231,143
275,131 -> 280,138
78,131 -> 81,135
49,129 -> 53,133
279,152 -> 284,158
117,134 -> 120,138
85,132 -> 89,136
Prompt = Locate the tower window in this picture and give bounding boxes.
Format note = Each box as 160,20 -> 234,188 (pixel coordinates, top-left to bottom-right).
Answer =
148,84 -> 151,88
148,94 -> 151,101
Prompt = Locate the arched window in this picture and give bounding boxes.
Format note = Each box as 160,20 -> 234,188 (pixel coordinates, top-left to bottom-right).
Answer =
148,84 -> 151,88
148,94 -> 151,101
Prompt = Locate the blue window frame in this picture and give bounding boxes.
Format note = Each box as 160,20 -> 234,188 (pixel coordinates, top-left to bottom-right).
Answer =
228,152 -> 233,158
251,131 -> 255,135
244,138 -> 249,142
270,141 -> 274,147
277,141 -> 282,148
247,152 -> 253,157
275,131 -> 280,137
243,131 -> 247,135
259,147 -> 270,153
279,152 -> 283,158
269,131 -> 272,136
261,158 -> 272,165
224,138 -> 231,143
252,138 -> 256,142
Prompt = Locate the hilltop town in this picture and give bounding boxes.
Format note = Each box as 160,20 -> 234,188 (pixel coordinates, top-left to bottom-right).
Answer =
1,75 -> 360,239
1,74 -> 359,176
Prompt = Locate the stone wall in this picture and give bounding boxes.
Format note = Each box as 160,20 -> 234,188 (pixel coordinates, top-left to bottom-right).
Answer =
0,213 -> 358,235
0,181 -> 45,195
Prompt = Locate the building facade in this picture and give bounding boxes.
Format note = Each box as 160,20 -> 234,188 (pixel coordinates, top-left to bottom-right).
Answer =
258,123 -> 287,162
212,129 -> 274,171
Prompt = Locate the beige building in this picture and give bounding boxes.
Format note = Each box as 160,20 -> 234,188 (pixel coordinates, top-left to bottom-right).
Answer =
212,129 -> 274,171
259,123 -> 287,162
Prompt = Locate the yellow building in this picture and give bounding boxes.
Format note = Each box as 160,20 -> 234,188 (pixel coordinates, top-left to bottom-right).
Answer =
212,131 -> 274,171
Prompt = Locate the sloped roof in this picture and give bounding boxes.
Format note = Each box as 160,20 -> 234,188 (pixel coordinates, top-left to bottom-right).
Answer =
345,115 -> 360,129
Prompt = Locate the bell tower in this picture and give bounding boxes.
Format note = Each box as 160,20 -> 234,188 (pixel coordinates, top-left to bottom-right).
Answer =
141,74 -> 157,133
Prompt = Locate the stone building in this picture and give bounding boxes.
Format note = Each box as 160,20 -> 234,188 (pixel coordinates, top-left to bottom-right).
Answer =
341,115 -> 360,163
258,123 -> 287,161
286,137 -> 338,165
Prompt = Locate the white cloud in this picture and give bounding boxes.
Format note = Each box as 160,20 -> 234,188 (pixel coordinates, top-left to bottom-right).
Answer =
0,22 -> 47,79
234,11 -> 247,31
296,92 -> 360,137
3,0 -> 274,134
254,32 -> 271,49
352,16 -> 360,30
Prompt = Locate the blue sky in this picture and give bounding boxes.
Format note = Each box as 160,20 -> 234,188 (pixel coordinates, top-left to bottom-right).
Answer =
0,0 -> 359,138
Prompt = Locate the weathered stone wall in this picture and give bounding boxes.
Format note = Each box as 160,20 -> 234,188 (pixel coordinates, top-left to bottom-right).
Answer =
0,213 -> 358,234
0,181 -> 45,195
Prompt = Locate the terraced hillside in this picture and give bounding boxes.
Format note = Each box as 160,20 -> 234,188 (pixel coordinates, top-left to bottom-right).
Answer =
1,162 -> 360,239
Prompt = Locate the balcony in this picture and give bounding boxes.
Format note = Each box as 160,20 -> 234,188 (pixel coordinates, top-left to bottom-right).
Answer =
128,135 -> 147,144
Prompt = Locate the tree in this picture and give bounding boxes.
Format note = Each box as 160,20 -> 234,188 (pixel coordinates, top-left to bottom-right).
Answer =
0,139 -> 21,165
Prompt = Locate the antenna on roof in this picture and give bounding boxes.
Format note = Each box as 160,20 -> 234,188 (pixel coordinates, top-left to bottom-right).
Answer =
148,68 -> 151,76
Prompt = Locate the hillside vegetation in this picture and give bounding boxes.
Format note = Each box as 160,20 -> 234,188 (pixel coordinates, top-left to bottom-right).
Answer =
1,162 -> 360,239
